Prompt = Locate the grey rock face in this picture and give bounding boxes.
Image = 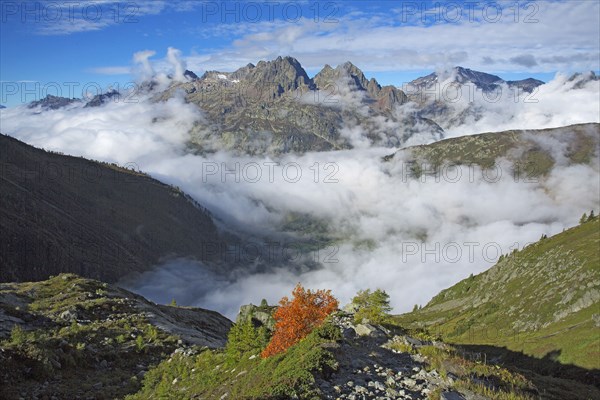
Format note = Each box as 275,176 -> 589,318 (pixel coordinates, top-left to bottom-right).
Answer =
184,69 -> 199,81
236,301 -> 276,331
506,78 -> 545,93
28,95 -> 79,110
84,89 -> 120,108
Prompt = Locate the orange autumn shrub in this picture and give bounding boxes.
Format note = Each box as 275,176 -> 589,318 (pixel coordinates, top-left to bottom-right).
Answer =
261,284 -> 338,358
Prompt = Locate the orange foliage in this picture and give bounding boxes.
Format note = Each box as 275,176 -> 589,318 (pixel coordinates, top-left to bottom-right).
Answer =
261,284 -> 338,358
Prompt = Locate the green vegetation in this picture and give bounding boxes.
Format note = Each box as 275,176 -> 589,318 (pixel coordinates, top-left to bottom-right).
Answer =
394,217 -> 600,370
127,321 -> 341,400
394,123 -> 598,178
581,209 -> 596,224
413,344 -> 535,400
0,274 -> 181,399
9,325 -> 27,346
225,320 -> 269,363
352,288 -> 392,324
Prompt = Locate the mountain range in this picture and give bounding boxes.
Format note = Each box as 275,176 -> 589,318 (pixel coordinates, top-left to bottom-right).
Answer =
406,66 -> 545,94
160,56 -> 443,154
24,57 -> 591,155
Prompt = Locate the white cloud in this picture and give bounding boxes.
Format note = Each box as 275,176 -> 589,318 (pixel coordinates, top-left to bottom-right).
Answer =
0,73 -> 598,318
166,47 -> 187,82
432,73 -> 600,136
182,1 -> 599,74
132,50 -> 157,81
31,0 -> 170,35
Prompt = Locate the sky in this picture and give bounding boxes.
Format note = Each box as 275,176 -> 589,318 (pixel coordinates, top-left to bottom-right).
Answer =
1,0 -> 599,107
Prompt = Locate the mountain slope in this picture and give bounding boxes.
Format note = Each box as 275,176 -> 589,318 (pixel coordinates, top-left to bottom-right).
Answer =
0,134 -> 225,283
128,311 -> 543,400
0,273 -> 232,399
394,217 -> 600,371
408,66 -> 543,94
386,123 -> 599,177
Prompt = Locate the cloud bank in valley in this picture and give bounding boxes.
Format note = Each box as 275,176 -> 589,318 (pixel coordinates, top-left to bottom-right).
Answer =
0,70 -> 598,319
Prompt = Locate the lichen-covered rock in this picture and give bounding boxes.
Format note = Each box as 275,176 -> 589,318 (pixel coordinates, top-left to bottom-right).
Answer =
236,300 -> 276,331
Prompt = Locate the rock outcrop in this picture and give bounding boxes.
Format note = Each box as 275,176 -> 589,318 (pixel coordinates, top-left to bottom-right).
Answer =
236,299 -> 276,331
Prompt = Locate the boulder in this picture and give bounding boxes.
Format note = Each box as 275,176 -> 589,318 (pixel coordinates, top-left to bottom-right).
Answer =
236,302 -> 276,331
353,323 -> 385,337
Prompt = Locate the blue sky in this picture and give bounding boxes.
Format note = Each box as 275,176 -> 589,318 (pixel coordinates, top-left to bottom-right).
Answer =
1,0 -> 599,106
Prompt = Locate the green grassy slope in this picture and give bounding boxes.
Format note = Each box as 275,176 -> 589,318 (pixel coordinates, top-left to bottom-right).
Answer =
386,123 -> 599,177
395,217 -> 600,370
126,323 -> 340,400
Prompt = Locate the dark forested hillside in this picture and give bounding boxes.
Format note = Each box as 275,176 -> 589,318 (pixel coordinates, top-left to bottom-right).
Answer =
0,134 -> 224,283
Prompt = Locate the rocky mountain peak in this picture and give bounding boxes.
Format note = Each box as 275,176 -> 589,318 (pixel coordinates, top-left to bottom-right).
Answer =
376,85 -> 408,111
409,66 -> 544,94
27,94 -> 79,110
321,63 -> 333,72
84,89 -> 120,108
337,61 -> 370,90
451,66 -> 503,89
367,77 -> 382,97
314,60 -> 371,91
183,69 -> 199,81
506,77 -> 545,93
245,55 -> 313,98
